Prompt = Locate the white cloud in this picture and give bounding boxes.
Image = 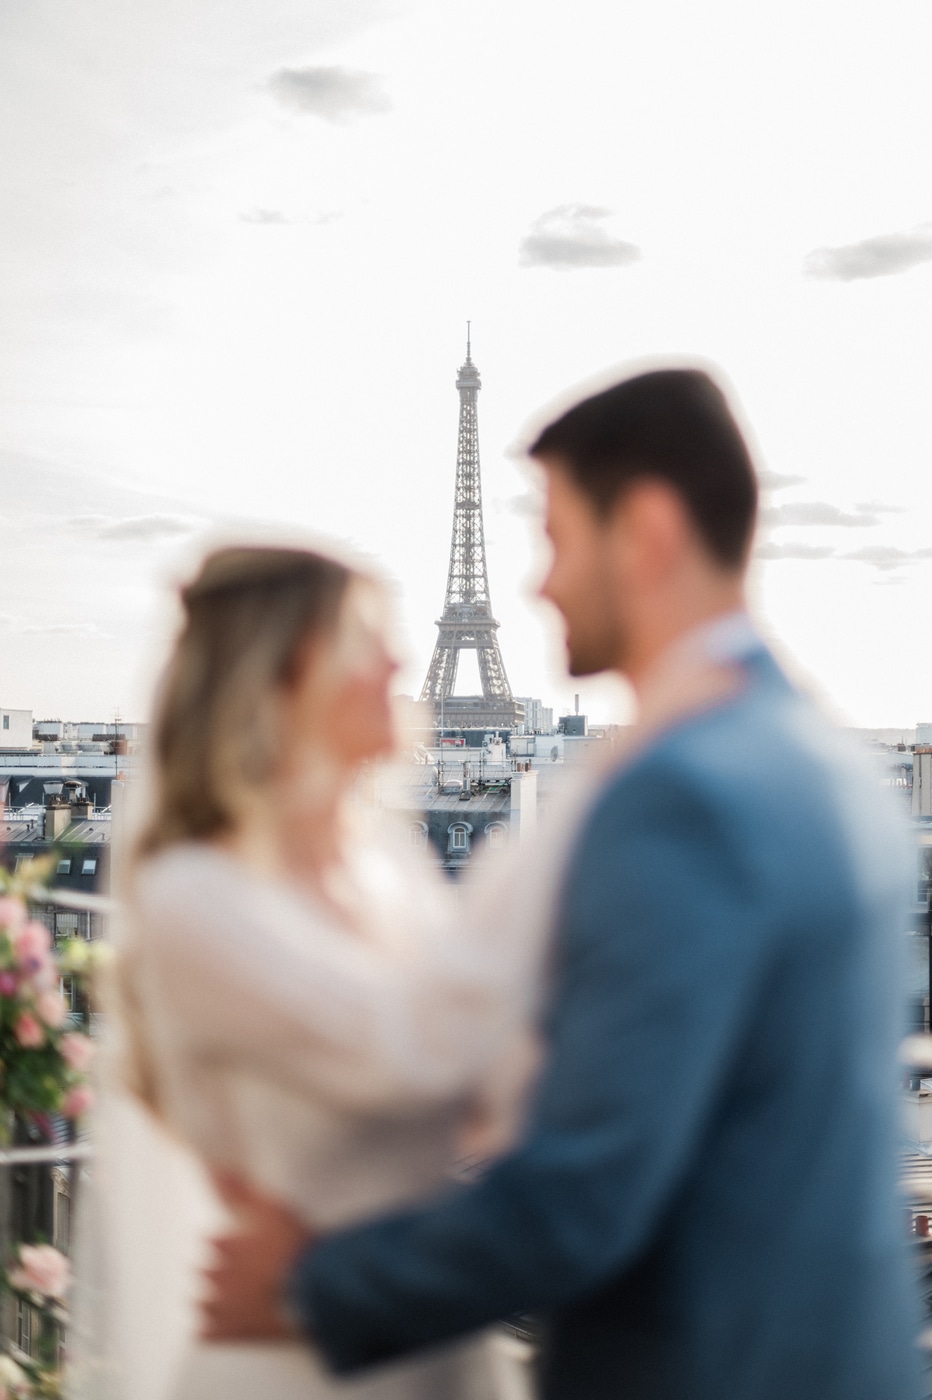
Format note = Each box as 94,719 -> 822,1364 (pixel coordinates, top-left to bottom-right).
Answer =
843,545 -> 932,571
757,469 -> 806,491
0,616 -> 108,639
760,501 -> 879,528
239,208 -> 290,225
267,66 -> 391,123
804,224 -> 932,281
66,513 -> 200,542
755,541 -> 836,561
519,205 -> 641,271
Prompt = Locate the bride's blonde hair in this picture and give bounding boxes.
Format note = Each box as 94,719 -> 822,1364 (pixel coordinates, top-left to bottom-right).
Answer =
134,545 -> 357,860
121,544 -> 361,1111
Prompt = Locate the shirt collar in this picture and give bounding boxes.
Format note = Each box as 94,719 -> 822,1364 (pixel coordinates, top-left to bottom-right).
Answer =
670,609 -> 764,669
633,610 -> 763,730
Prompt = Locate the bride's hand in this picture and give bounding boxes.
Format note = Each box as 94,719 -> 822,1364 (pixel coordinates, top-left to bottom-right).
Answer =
200,1169 -> 316,1342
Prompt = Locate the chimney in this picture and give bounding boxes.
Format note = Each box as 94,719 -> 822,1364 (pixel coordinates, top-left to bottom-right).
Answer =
70,797 -> 93,821
44,798 -> 72,842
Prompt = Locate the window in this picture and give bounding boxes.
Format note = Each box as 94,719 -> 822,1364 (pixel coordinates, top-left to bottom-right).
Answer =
81,858 -> 97,876
450,825 -> 468,851
55,909 -> 88,939
408,823 -> 428,850
52,1169 -> 71,1252
17,1297 -> 35,1356
57,859 -> 71,875
485,823 -> 507,851
2,715 -> 8,730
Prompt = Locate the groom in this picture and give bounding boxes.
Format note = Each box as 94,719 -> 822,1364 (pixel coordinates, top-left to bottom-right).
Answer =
203,367 -> 921,1399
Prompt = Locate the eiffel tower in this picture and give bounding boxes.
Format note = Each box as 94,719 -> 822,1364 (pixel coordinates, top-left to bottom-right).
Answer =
420,329 -> 524,731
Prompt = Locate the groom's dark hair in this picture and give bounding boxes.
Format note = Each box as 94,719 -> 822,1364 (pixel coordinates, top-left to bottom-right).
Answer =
529,367 -> 758,569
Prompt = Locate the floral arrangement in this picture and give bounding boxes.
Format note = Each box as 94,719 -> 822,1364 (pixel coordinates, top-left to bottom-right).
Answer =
0,867 -> 101,1137
0,859 -> 105,1397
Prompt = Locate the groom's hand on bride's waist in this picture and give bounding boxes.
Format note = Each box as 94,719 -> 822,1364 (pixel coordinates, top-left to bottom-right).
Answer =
200,1169 -> 316,1343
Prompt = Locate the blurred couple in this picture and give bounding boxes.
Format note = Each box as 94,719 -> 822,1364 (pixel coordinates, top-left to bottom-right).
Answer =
83,369 -> 920,1400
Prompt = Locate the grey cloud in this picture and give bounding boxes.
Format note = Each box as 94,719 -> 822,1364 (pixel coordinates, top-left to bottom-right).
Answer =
240,208 -> 289,225
501,491 -> 544,519
67,513 -> 199,542
23,621 -> 106,637
268,66 -> 391,123
757,469 -> 805,491
760,501 -> 879,528
519,205 -> 641,271
843,545 -> 932,571
0,615 -> 107,639
754,541 -> 836,561
855,499 -> 905,515
239,208 -> 342,227
757,540 -> 932,572
804,224 -> 932,281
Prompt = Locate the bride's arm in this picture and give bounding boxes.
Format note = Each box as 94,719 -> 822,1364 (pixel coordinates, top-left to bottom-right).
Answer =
131,849 -> 525,1115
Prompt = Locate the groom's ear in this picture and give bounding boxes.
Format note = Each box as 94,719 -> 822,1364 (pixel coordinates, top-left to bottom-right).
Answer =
605,479 -> 694,587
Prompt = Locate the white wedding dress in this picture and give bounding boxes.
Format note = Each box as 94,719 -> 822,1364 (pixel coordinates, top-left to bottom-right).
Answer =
73,835 -> 545,1400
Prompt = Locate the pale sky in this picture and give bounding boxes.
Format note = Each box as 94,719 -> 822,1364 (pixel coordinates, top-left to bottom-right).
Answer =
3,0 -> 932,727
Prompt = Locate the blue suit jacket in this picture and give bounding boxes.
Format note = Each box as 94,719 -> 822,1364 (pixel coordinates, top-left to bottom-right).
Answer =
292,642 -> 922,1400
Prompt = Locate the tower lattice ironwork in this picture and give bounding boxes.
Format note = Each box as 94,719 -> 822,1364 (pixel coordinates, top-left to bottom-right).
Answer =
420,330 -> 516,714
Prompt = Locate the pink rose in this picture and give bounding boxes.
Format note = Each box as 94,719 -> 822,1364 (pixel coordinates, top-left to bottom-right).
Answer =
60,1032 -> 95,1072
8,1243 -> 71,1300
0,897 -> 26,934
36,990 -> 66,1028
0,972 -> 18,998
62,1084 -> 94,1118
13,1012 -> 45,1049
13,921 -> 51,976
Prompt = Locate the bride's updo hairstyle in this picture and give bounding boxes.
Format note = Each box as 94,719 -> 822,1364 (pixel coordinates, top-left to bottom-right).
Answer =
136,545 -> 356,859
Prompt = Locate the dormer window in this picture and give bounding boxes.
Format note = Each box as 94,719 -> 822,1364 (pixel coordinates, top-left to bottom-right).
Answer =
447,823 -> 472,854
485,823 -> 507,851
408,822 -> 428,850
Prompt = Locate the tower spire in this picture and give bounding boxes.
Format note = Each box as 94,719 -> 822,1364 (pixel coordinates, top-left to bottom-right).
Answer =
419,332 -> 521,729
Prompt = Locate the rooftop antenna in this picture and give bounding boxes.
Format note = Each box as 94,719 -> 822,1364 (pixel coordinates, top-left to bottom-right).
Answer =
466,320 -> 471,360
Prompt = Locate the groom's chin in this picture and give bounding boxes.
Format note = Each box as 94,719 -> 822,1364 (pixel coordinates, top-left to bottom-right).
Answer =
566,649 -> 614,680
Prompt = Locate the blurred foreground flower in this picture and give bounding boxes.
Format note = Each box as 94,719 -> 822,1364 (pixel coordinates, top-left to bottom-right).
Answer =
0,1353 -> 30,1398
0,881 -> 96,1131
59,1033 -> 94,1073
12,1015 -> 44,1050
55,939 -> 86,975
0,867 -> 99,1400
0,901 -> 25,935
61,1085 -> 93,1119
8,1245 -> 70,1303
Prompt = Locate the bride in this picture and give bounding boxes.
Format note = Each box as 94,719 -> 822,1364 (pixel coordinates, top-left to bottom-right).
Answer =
87,546 -> 541,1400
